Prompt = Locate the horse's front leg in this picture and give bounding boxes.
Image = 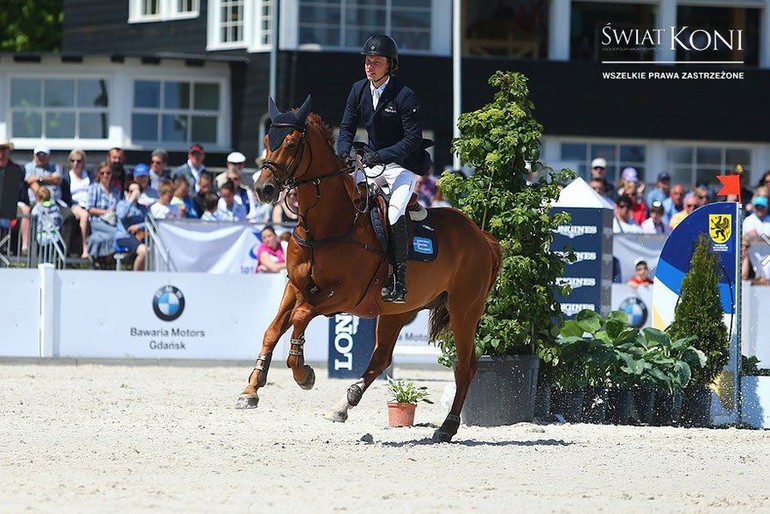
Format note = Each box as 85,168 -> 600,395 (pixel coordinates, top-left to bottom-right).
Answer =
324,311 -> 415,423
285,301 -> 319,390
235,283 -> 298,409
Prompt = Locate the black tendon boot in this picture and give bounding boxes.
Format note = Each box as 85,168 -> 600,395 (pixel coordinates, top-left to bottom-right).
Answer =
382,215 -> 408,303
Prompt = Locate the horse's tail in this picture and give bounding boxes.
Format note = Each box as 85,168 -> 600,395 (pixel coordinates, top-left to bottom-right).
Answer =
428,229 -> 503,342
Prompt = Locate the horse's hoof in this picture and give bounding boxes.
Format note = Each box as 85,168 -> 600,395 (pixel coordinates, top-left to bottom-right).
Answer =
323,410 -> 348,423
432,429 -> 454,443
298,365 -> 316,390
235,394 -> 260,409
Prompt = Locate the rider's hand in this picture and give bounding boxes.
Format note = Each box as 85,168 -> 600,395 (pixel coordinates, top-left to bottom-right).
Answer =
361,151 -> 381,168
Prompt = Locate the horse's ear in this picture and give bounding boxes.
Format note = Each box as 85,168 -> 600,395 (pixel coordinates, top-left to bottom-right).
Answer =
295,95 -> 312,124
268,97 -> 280,121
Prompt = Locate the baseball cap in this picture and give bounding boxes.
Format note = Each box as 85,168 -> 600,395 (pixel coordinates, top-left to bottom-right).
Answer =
635,258 -> 648,268
657,171 -> 671,182
752,196 -> 768,208
0,138 -> 13,150
227,151 -> 246,164
132,163 -> 150,177
189,144 -> 204,153
591,158 -> 607,169
621,167 -> 638,182
34,144 -> 51,156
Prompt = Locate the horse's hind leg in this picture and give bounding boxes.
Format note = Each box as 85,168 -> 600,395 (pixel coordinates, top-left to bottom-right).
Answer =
235,284 -> 297,409
433,297 -> 483,442
325,311 -> 415,422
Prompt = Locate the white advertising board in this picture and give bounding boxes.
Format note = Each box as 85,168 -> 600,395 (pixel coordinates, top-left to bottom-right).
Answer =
611,283 -> 654,328
55,271 -> 287,359
0,269 -> 40,357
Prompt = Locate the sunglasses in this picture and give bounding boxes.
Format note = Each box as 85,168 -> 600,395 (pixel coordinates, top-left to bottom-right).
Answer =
151,159 -> 163,165
685,203 -> 697,208
190,151 -> 203,157
617,204 -> 630,209
69,158 -> 83,163
99,171 -> 112,176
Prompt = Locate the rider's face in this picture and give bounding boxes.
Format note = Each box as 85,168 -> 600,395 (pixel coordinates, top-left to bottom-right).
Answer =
364,56 -> 389,85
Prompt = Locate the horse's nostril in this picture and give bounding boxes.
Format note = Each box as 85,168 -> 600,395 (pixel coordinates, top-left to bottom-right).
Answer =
263,184 -> 275,198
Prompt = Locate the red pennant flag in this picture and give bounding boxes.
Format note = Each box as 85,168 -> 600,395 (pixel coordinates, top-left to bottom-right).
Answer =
716,174 -> 741,204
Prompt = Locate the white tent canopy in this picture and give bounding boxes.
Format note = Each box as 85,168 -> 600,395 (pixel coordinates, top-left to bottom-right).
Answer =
553,177 -> 614,209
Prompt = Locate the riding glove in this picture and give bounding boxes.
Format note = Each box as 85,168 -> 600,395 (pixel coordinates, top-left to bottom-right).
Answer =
362,151 -> 382,168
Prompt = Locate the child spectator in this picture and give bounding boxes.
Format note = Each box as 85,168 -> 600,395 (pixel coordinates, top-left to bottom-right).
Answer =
628,259 -> 654,288
200,192 -> 220,221
32,187 -> 62,246
171,176 -> 197,218
193,172 -> 214,219
115,181 -> 149,271
641,201 -> 668,234
150,181 -> 181,220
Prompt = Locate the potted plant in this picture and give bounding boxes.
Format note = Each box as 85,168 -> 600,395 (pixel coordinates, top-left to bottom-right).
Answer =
385,376 -> 433,428
437,71 -> 574,427
667,234 -> 729,426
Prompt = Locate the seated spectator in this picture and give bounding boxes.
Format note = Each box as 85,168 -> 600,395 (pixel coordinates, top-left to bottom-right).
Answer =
646,171 -> 670,206
87,161 -> 121,259
694,185 -> 710,207
669,193 -> 698,230
272,189 -> 299,225
617,167 -> 645,201
133,164 -> 159,207
590,157 -> 616,201
149,148 -> 170,190
628,259 -> 654,288
0,140 -> 27,244
200,192 -> 220,221
663,184 -> 685,226
641,200 -> 668,235
742,236 -> 768,285
171,176 -> 197,218
742,196 -> 770,237
613,194 -> 642,234
61,149 -> 92,258
589,177 -> 613,204
222,160 -> 259,220
622,178 -> 648,225
256,225 -> 286,273
192,172 -> 214,219
115,181 -> 148,271
216,180 -> 247,222
150,181 -> 182,220
31,187 -> 62,247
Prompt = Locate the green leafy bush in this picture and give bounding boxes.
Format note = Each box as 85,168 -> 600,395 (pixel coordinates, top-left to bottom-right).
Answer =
551,310 -> 705,395
437,71 -> 574,366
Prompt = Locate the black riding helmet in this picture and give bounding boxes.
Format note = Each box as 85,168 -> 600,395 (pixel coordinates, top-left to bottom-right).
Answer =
361,34 -> 399,74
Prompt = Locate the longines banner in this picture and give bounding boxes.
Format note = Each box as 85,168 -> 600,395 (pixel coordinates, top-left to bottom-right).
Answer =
56,271 -> 287,359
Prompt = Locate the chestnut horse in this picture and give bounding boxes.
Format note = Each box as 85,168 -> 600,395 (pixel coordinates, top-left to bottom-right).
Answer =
237,96 -> 501,442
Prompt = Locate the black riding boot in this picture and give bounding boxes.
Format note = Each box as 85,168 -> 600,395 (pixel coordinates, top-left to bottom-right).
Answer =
382,215 -> 408,303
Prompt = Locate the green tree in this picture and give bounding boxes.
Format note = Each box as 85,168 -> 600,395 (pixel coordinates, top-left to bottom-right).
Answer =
0,0 -> 63,52
667,234 -> 729,387
437,71 -> 573,364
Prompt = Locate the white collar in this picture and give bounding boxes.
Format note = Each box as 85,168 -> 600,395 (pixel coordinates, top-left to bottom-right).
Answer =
370,77 -> 390,94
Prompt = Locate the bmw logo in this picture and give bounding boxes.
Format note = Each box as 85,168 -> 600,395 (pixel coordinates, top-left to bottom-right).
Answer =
618,297 -> 648,328
152,285 -> 186,322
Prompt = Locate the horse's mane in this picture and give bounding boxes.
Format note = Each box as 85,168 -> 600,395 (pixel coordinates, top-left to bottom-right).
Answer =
307,112 -> 335,150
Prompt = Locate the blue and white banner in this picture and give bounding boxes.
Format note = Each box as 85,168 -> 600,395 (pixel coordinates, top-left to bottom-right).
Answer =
153,220 -> 286,274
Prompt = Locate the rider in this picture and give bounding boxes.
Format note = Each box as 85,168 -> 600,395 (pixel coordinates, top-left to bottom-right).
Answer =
336,34 -> 428,304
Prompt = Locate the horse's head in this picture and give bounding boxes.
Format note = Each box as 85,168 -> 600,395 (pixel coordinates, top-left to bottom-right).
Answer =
254,96 -> 312,204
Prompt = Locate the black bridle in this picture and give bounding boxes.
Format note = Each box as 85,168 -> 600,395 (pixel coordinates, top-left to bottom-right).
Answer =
260,122 -> 309,188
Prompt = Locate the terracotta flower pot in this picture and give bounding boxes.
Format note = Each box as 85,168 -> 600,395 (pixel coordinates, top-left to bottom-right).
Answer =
387,402 -> 416,427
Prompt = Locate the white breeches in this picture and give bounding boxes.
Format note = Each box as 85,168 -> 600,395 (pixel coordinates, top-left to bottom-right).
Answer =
355,162 -> 417,224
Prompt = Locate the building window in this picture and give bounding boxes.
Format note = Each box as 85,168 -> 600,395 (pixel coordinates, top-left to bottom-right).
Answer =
570,2 -> 657,62
10,77 -> 109,140
207,0 -> 272,50
464,0 -> 547,59
129,0 -> 199,23
298,0 -> 432,51
676,6 -> 760,66
131,80 -> 220,145
667,145 -> 751,189
560,141 -> 646,183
